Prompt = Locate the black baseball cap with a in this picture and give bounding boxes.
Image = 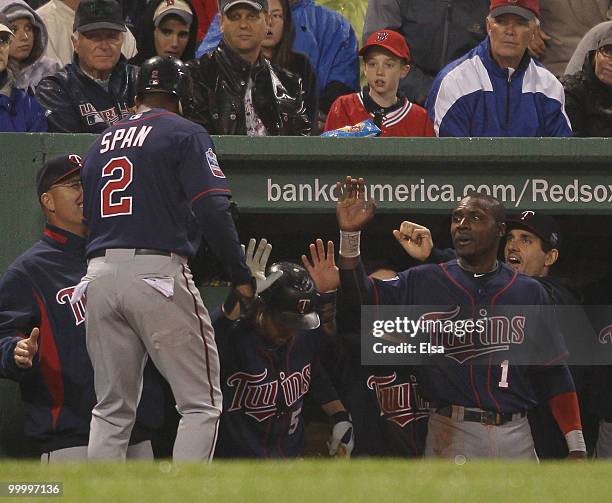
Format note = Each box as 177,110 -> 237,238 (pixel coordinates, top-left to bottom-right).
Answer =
36,154 -> 84,198
506,210 -> 561,250
73,0 -> 126,33
219,0 -> 268,14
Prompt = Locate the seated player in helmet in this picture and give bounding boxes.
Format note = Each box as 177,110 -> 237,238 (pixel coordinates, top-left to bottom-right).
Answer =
212,239 -> 353,458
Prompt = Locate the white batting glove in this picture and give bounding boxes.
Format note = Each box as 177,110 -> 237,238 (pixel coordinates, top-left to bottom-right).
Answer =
328,412 -> 354,458
242,238 -> 281,293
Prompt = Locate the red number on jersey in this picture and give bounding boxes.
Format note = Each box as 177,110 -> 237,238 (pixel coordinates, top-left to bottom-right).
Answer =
100,157 -> 133,217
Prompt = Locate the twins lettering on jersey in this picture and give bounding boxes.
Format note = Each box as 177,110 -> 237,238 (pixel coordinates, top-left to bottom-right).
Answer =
226,365 -> 312,422
367,373 -> 429,427
55,286 -> 86,325
420,307 -> 526,363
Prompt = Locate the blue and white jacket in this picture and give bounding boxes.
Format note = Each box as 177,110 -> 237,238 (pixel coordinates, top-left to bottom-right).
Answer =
426,38 -> 572,137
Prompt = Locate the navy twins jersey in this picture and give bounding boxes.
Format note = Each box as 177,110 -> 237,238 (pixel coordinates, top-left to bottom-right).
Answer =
364,260 -> 573,414
82,108 -> 231,257
353,366 -> 429,457
0,225 -> 163,452
212,313 -> 337,458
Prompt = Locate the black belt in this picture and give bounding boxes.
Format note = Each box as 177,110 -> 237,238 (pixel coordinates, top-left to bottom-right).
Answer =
88,248 -> 172,259
435,405 -> 526,426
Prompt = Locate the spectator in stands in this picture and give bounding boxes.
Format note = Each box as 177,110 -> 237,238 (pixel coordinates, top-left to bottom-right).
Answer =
35,0 -> 138,133
0,14 -> 47,131
36,0 -> 137,66
561,25 -> 612,136
426,0 -> 572,137
196,0 -> 359,117
188,0 -> 311,136
566,20 -> 612,74
260,0 -> 316,125
362,0 -> 489,107
0,0 -> 61,90
324,29 -> 433,138
528,0 -> 611,76
130,0 -> 198,66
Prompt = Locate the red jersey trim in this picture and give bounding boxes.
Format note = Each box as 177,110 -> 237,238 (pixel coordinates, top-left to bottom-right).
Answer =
191,188 -> 232,204
33,290 -> 64,429
43,228 -> 68,244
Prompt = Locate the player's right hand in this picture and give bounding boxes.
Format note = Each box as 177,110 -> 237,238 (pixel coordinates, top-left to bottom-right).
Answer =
335,176 -> 376,232
13,327 -> 39,369
393,221 -> 434,262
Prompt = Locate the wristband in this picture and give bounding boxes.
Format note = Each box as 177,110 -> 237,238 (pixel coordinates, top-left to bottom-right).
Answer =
339,231 -> 361,258
332,411 -> 350,424
565,430 -> 586,453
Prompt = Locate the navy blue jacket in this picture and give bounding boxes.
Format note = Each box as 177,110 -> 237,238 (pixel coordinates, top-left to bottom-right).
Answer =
0,225 -> 163,453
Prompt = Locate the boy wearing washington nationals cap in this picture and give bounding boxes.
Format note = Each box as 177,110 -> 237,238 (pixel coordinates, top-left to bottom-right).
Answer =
324,29 -> 433,137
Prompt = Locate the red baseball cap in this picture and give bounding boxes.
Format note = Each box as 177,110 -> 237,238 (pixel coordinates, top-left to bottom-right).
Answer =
359,29 -> 411,62
489,0 -> 540,20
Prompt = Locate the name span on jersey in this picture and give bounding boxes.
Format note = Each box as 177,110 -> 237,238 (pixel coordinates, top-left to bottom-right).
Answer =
99,125 -> 153,153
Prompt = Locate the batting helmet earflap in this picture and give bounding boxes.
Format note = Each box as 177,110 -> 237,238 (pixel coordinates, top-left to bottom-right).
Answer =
136,56 -> 193,113
259,262 -> 320,331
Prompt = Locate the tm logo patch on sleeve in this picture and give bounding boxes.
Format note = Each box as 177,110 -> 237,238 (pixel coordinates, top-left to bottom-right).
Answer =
206,148 -> 225,178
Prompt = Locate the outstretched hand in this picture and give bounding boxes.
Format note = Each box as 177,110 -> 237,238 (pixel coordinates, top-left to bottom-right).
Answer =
336,176 -> 376,232
392,221 -> 434,262
14,327 -> 39,369
302,239 -> 339,293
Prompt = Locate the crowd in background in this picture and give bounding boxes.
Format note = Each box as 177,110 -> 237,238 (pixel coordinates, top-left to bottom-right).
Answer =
0,0 -> 608,136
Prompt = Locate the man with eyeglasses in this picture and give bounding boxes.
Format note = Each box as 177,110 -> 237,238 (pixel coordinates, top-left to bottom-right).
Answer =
0,13 -> 46,131
35,0 -> 138,133
561,25 -> 612,137
0,155 -> 163,462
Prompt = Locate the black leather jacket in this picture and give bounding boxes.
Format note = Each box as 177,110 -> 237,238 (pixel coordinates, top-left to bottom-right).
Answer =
36,55 -> 139,134
188,41 -> 311,136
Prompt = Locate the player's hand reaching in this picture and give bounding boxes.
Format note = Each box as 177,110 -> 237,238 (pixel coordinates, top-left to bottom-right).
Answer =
13,327 -> 39,369
393,221 -> 434,262
336,176 -> 376,232
302,239 -> 339,293
242,238 -> 281,294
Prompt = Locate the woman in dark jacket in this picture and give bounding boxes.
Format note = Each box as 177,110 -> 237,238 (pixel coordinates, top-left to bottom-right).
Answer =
561,33 -> 612,137
261,0 -> 317,127
129,0 -> 199,66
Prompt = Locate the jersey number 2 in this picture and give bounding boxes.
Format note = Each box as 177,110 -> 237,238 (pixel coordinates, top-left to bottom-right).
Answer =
101,157 -> 133,218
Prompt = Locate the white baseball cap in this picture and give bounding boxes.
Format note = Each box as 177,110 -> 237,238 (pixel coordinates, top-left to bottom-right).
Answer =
0,14 -> 14,37
154,0 -> 193,27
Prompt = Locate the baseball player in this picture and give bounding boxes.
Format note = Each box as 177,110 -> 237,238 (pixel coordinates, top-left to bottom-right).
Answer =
328,177 -> 586,459
325,265 -> 430,457
79,56 -> 254,461
395,212 -> 592,459
0,155 -> 163,461
212,239 -> 354,458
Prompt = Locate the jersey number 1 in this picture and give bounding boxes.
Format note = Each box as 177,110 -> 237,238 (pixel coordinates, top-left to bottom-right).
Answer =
101,157 -> 133,218
498,360 -> 509,389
